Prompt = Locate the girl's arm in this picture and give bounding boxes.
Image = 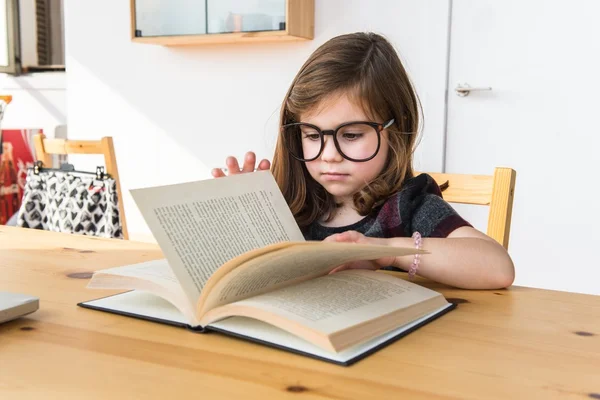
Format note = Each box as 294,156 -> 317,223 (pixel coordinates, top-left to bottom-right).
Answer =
325,227 -> 515,290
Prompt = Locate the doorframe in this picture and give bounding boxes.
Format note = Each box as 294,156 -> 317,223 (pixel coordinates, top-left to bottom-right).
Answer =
440,0 -> 455,173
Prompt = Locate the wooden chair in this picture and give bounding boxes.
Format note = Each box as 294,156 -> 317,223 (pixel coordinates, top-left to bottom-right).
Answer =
420,167 -> 517,249
32,133 -> 129,240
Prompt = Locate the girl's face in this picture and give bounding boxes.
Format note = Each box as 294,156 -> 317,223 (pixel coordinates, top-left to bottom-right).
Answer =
300,92 -> 390,205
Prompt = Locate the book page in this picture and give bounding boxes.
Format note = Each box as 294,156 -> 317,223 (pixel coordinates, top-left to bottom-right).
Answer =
130,171 -> 305,306
211,270 -> 445,335
87,259 -> 181,293
86,259 -> 196,323
208,306 -> 452,364
197,242 -> 425,315
81,291 -> 195,327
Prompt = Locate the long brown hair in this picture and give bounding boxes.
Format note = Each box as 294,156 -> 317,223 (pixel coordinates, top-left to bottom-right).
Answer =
271,32 -> 422,228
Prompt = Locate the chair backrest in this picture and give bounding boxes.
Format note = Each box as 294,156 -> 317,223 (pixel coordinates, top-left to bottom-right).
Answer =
420,167 -> 516,249
32,133 -> 128,240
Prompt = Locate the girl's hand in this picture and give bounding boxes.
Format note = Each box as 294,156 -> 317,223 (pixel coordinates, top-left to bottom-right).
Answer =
323,231 -> 398,274
211,151 -> 271,178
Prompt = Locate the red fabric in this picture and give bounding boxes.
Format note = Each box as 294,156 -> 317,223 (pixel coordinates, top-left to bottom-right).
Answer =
0,129 -> 40,224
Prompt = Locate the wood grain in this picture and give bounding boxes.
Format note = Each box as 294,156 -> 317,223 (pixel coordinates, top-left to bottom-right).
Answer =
287,0 -> 315,39
131,30 -> 310,46
422,168 -> 517,249
1,226 -> 599,399
487,168 -> 517,249
426,172 -> 495,205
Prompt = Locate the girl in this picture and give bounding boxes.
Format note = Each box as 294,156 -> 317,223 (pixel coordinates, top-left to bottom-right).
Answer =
212,32 -> 514,290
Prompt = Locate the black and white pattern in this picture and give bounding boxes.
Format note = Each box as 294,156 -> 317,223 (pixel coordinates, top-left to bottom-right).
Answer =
16,168 -> 123,239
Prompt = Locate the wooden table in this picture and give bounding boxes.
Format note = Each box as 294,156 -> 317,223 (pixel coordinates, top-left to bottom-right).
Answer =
1,226 -> 599,399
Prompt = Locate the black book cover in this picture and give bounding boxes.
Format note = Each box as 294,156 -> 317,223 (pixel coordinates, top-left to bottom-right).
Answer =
78,298 -> 456,366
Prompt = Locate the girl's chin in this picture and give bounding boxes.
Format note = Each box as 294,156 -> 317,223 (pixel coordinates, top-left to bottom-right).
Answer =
318,183 -> 357,198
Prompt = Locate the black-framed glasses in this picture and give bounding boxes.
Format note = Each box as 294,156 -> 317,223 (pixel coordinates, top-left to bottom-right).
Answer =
281,118 -> 395,162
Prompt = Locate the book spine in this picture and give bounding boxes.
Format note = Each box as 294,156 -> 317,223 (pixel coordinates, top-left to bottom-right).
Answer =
186,325 -> 207,333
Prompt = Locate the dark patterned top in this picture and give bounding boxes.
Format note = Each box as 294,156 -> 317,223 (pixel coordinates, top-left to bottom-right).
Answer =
303,173 -> 471,241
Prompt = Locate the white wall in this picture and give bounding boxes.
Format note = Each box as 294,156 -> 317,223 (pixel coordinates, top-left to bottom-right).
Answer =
0,72 -> 66,136
444,0 -> 600,295
0,0 -> 66,137
63,0 -> 451,240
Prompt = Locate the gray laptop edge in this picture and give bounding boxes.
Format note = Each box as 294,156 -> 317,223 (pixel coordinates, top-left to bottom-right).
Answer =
0,292 -> 39,324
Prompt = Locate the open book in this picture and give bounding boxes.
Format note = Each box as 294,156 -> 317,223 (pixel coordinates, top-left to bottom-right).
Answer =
79,171 -> 455,366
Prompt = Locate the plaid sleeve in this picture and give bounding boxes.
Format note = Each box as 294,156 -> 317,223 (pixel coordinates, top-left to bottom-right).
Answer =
411,194 -> 472,237
400,174 -> 472,238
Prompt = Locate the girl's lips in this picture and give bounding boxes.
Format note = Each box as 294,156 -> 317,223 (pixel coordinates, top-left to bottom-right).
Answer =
321,172 -> 349,181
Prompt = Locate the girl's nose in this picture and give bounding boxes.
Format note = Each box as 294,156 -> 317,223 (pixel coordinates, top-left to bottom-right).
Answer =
320,136 -> 343,162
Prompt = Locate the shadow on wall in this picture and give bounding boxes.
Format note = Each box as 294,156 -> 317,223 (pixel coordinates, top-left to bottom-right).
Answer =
11,78 -> 66,124
67,7 -> 317,167
65,1 -> 412,171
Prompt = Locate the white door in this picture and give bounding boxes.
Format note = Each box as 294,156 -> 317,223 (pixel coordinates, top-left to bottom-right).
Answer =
445,0 -> 600,294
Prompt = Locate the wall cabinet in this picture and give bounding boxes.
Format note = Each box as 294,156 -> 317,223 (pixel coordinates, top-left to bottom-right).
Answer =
130,0 -> 314,45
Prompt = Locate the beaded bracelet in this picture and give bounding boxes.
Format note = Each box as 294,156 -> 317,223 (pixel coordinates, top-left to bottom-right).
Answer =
408,231 -> 422,279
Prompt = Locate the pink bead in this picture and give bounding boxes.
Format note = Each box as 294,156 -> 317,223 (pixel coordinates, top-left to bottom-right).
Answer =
408,231 -> 423,279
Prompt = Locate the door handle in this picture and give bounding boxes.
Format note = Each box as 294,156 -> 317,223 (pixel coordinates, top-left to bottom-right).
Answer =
455,83 -> 492,97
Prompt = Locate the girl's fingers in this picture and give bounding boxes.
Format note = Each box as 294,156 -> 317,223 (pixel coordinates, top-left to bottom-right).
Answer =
211,168 -> 226,178
226,156 -> 241,175
329,264 -> 349,274
258,159 -> 271,170
323,233 -> 342,243
324,231 -> 363,243
328,260 -> 379,274
242,152 -> 257,173
214,153 -> 268,177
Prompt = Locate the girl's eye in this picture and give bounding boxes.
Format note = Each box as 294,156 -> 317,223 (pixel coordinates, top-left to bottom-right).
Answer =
302,132 -> 320,141
341,133 -> 364,141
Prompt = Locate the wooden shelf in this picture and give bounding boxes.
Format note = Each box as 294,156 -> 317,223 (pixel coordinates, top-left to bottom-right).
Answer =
132,30 -> 308,46
130,0 -> 314,46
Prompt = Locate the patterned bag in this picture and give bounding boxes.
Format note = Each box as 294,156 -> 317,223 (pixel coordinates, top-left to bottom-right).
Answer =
16,161 -> 123,239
